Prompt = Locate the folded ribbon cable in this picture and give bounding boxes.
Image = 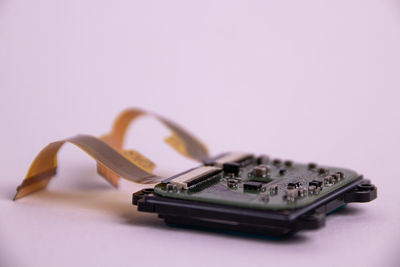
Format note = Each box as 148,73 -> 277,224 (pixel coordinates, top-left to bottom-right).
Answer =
14,108 -> 209,200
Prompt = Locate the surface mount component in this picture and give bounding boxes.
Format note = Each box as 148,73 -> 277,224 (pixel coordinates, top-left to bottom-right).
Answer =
133,152 -> 377,236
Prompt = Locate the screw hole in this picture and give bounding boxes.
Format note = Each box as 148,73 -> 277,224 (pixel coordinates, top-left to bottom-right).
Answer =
357,184 -> 374,191
142,188 -> 154,194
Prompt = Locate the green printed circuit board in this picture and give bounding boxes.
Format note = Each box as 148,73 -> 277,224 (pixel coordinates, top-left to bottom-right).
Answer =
155,155 -> 360,210
133,152 -> 377,235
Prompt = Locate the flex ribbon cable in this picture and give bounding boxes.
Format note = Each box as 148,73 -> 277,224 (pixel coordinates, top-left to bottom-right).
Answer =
100,108 -> 209,161
14,135 -> 160,200
14,108 -> 210,200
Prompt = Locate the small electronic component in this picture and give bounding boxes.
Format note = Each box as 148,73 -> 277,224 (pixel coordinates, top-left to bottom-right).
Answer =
14,108 -> 378,237
253,165 -> 270,177
222,162 -> 241,175
243,181 -> 264,191
163,166 -> 221,190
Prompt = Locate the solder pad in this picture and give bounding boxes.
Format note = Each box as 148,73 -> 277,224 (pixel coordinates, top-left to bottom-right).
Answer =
153,155 -> 360,210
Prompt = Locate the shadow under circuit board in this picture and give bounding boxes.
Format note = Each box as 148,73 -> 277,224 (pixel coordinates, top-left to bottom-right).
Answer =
133,152 -> 377,236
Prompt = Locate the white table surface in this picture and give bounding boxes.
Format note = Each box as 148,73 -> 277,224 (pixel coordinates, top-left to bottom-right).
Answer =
1,1 -> 399,266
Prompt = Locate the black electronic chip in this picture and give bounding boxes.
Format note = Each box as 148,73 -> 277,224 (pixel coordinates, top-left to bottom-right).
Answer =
243,181 -> 263,191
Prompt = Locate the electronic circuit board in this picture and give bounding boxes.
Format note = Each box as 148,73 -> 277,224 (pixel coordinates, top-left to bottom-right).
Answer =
133,152 -> 377,236
15,108 -> 377,236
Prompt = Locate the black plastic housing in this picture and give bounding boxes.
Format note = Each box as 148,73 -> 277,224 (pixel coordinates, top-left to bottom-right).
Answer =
132,177 -> 376,236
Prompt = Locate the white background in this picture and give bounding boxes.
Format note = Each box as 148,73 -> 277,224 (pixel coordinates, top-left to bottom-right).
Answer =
1,1 -> 399,266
